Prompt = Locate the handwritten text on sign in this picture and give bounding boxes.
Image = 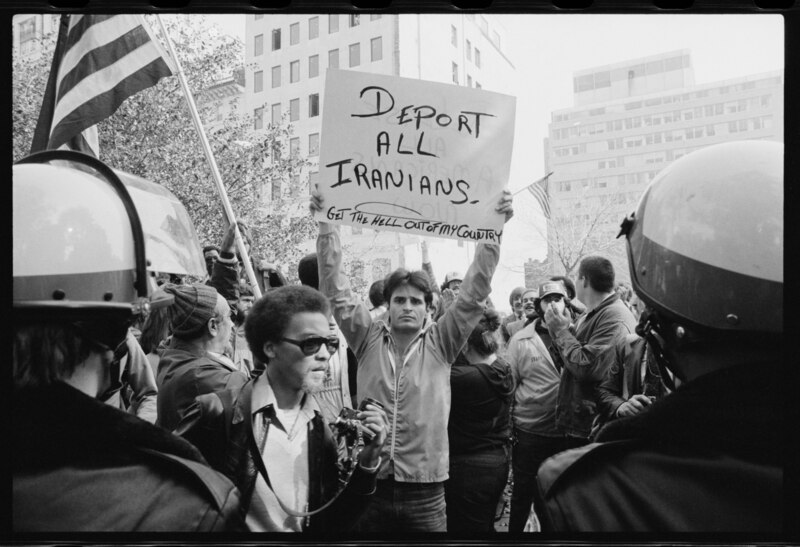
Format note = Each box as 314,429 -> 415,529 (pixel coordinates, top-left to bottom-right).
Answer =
314,69 -> 516,243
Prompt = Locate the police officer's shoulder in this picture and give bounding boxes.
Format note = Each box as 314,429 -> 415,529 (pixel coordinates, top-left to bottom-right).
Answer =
538,440 -> 640,498
137,446 -> 240,513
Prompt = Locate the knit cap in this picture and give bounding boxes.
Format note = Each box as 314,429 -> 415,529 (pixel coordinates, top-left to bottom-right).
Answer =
162,283 -> 219,337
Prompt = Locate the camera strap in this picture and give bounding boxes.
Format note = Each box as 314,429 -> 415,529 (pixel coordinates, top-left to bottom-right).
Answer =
246,409 -> 361,520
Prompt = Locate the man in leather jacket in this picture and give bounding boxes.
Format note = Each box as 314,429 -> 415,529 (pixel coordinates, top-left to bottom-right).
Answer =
175,285 -> 388,532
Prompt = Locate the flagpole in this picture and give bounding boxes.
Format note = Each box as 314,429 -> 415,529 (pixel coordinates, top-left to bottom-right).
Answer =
512,171 -> 554,196
155,15 -> 262,299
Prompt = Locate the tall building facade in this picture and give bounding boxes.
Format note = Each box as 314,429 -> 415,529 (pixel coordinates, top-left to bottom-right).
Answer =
243,13 -> 516,291
13,14 -> 60,59
544,50 -> 783,283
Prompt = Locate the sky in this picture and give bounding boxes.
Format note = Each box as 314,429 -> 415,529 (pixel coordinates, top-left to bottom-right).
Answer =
211,13 -> 784,311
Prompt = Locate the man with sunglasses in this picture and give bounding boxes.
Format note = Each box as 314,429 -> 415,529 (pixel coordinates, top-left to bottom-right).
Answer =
176,285 -> 388,531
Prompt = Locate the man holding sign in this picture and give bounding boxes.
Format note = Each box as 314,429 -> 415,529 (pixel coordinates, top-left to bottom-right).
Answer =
309,70 -> 516,532
310,188 -> 512,532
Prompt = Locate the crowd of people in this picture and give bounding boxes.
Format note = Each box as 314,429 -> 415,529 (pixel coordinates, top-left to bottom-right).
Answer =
12,140 -> 785,534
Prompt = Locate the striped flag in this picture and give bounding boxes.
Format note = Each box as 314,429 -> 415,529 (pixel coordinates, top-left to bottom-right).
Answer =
31,14 -> 174,157
526,172 -> 553,219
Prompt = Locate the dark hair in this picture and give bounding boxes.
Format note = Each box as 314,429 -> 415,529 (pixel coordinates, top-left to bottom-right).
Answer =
549,275 -> 576,300
467,308 -> 501,356
383,269 -> 433,307
244,285 -> 330,364
368,279 -> 386,308
139,306 -> 171,354
508,286 -> 527,307
578,256 -> 615,293
13,321 -> 117,389
297,253 -> 319,289
202,244 -> 220,255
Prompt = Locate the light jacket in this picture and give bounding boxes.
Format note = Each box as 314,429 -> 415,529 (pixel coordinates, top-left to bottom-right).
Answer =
506,321 -> 561,436
550,293 -> 637,438
317,223 -> 499,483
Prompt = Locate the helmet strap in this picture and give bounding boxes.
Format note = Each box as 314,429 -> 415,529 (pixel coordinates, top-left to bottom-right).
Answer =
636,313 -> 678,392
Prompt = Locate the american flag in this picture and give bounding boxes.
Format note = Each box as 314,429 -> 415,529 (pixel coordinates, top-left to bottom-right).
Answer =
31,14 -> 173,157
526,172 -> 553,219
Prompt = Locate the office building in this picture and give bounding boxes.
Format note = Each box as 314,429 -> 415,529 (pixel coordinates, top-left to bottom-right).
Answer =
544,50 -> 783,283
243,13 -> 516,292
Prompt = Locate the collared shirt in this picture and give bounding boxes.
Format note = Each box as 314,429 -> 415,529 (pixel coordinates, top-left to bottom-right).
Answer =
245,373 -> 318,532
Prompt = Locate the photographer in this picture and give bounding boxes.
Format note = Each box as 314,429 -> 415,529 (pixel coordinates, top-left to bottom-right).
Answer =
175,285 -> 388,532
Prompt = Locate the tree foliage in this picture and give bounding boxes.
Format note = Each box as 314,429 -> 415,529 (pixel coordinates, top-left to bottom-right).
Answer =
528,189 -> 630,283
13,14 -> 316,280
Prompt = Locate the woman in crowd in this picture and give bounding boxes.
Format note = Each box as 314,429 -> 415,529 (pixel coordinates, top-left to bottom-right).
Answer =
445,307 -> 514,532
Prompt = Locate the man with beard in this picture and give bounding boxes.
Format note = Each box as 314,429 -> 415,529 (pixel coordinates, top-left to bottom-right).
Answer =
506,283 -> 571,532
175,285 -> 388,531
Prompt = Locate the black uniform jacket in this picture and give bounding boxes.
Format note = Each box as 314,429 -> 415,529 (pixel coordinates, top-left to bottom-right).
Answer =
537,360 -> 783,533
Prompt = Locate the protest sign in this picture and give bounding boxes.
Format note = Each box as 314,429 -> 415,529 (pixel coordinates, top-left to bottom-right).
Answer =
314,69 -> 516,243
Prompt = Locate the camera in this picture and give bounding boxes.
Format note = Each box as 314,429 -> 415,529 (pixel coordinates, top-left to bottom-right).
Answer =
330,398 -> 384,442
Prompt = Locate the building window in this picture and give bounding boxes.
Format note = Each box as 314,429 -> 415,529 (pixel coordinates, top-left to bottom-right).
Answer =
329,48 -> 339,69
290,98 -> 300,121
349,14 -> 360,27
309,16 -> 319,40
309,133 -> 319,156
272,28 -> 281,50
309,93 -> 319,117
288,137 -> 300,158
475,81 -> 481,89
290,60 -> 300,83
370,36 -> 382,62
309,54 -> 319,78
254,34 -> 263,56
329,14 -> 339,33
475,48 -> 481,68
466,39 -> 472,61
271,178 -> 281,201
271,103 -> 281,125
451,25 -> 457,47
290,22 -> 299,45
452,62 -> 459,84
18,17 -> 35,46
254,70 -> 263,93
254,107 -> 263,130
349,42 -> 360,67
271,65 -> 281,88
467,75 -> 472,87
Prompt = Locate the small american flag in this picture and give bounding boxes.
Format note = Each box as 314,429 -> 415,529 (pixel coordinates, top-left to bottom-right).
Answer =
526,172 -> 553,219
31,14 -> 174,157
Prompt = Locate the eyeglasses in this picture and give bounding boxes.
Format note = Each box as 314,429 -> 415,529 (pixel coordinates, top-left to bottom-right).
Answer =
280,336 -> 340,356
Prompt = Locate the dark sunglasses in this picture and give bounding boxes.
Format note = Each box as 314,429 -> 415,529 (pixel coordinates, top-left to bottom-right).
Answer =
280,336 -> 340,356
